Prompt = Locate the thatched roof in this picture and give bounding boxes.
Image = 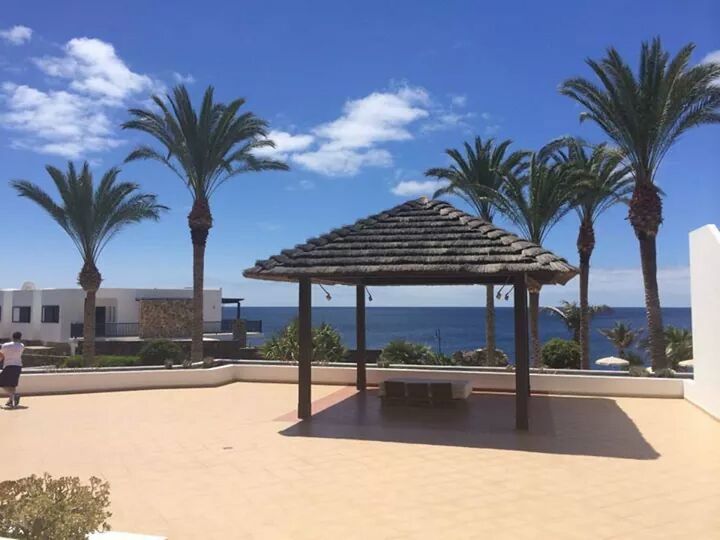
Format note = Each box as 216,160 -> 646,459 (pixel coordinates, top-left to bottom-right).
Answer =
243,198 -> 578,286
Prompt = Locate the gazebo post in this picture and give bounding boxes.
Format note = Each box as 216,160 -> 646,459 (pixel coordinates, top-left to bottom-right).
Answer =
356,284 -> 367,391
514,275 -> 530,430
298,278 -> 312,419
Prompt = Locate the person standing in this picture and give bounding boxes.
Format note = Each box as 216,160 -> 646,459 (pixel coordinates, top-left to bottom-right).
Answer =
0,332 -> 24,409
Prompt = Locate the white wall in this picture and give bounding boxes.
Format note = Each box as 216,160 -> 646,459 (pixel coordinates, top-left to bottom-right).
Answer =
16,363 -> 685,399
1,287 -> 223,342
684,225 -> 720,419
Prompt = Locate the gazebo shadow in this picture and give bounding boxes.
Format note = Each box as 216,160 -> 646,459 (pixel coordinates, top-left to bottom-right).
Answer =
278,388 -> 659,460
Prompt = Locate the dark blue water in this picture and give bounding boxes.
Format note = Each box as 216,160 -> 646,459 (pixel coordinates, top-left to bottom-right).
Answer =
226,307 -> 691,367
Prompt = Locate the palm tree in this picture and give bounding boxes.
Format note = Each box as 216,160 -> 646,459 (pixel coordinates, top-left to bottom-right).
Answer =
546,138 -> 632,369
425,137 -> 526,364
11,163 -> 166,364
560,38 -> 720,370
123,85 -> 288,363
490,151 -> 575,366
599,322 -> 639,359
543,300 -> 611,343
664,326 -> 693,369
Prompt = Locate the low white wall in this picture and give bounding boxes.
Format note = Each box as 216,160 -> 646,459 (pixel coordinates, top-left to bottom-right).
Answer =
684,224 -> 720,419
17,363 -> 684,399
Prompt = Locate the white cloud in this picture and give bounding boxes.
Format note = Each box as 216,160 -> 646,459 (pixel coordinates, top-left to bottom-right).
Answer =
1,36 -> 166,157
33,37 -> 157,103
422,111 -> 474,133
254,130 -> 315,159
312,86 -> 430,151
286,179 -> 316,191
450,94 -> 467,107
0,26 -> 32,45
293,147 -> 392,176
172,72 -> 195,84
391,179 -> 449,197
0,83 -> 122,158
290,85 -> 430,176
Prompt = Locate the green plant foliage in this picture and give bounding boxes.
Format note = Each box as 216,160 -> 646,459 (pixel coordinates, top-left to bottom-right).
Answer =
138,340 -> 185,366
262,319 -> 347,364
59,355 -> 140,368
0,474 -> 111,539
452,348 -> 509,367
664,326 -> 693,369
599,322 -> 639,358
542,338 -> 581,369
378,340 -> 434,366
543,301 -> 612,342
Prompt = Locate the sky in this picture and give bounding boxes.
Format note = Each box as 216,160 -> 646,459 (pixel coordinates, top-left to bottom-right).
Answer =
0,0 -> 718,307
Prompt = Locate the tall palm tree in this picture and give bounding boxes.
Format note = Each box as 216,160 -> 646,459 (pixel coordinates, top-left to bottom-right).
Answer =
546,138 -> 632,369
11,163 -> 166,363
543,300 -> 611,343
123,85 -> 288,363
599,322 -> 639,359
560,38 -> 720,370
490,151 -> 575,366
425,137 -> 526,364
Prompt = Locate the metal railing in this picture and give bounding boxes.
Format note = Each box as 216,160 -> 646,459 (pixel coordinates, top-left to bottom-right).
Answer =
70,322 -> 140,338
70,319 -> 262,338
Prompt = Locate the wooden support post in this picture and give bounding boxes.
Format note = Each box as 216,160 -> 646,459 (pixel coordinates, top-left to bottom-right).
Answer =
514,275 -> 530,430
298,278 -> 312,419
356,285 -> 367,391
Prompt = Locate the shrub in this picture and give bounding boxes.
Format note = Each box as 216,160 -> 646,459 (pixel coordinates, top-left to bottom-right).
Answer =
262,319 -> 347,364
452,348 -> 509,367
542,338 -> 581,369
378,340 -> 434,366
58,355 -> 140,368
0,474 -> 111,539
139,339 -> 184,366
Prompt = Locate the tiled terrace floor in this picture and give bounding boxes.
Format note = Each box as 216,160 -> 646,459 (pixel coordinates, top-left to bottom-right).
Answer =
1,383 -> 719,539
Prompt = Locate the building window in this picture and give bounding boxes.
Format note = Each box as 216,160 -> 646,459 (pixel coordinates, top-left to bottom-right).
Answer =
42,305 -> 60,323
12,306 -> 31,323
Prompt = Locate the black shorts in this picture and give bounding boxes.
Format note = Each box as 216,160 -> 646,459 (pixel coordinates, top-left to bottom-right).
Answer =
0,365 -> 21,387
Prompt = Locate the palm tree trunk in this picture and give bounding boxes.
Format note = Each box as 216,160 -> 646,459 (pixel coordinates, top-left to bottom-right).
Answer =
78,261 -> 102,366
485,285 -> 496,364
578,252 -> 591,369
577,217 -> 595,370
528,289 -> 541,367
189,198 -> 213,365
628,180 -> 667,371
638,233 -> 667,371
83,290 -> 96,365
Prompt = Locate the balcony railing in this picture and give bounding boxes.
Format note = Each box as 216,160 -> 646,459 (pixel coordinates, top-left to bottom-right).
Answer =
70,319 -> 262,338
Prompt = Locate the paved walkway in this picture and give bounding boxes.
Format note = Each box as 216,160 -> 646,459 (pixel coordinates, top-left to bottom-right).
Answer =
1,383 -> 718,539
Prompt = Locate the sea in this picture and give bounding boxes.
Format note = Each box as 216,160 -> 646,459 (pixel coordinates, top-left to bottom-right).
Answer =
224,306 -> 691,369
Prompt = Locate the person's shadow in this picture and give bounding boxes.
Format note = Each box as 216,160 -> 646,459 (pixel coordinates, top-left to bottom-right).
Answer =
1,405 -> 28,411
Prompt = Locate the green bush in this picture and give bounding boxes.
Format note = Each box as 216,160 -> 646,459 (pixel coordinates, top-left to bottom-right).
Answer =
378,340 -> 434,366
0,474 -> 111,539
262,319 -> 347,364
542,338 -> 581,369
58,355 -> 140,368
452,348 -> 509,367
138,339 -> 185,366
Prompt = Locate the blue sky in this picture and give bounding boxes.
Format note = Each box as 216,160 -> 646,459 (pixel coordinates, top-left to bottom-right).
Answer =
0,0 -> 718,307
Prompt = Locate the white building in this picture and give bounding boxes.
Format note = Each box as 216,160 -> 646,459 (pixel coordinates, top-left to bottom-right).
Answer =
0,283 -> 223,343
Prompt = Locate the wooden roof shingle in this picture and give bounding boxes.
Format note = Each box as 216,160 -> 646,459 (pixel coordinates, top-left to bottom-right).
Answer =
243,198 -> 578,286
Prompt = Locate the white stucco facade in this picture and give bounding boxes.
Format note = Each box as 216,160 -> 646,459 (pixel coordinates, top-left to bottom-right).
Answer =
0,285 -> 222,343
684,224 -> 720,419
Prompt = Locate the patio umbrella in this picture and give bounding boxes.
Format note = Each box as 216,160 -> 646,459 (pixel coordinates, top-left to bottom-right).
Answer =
595,356 -> 630,367
678,359 -> 694,368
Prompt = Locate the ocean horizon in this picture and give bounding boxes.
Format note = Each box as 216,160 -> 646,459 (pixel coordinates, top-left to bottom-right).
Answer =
227,306 -> 691,368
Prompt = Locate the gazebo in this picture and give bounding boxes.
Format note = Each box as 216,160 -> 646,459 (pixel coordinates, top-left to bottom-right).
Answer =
244,197 -> 577,429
